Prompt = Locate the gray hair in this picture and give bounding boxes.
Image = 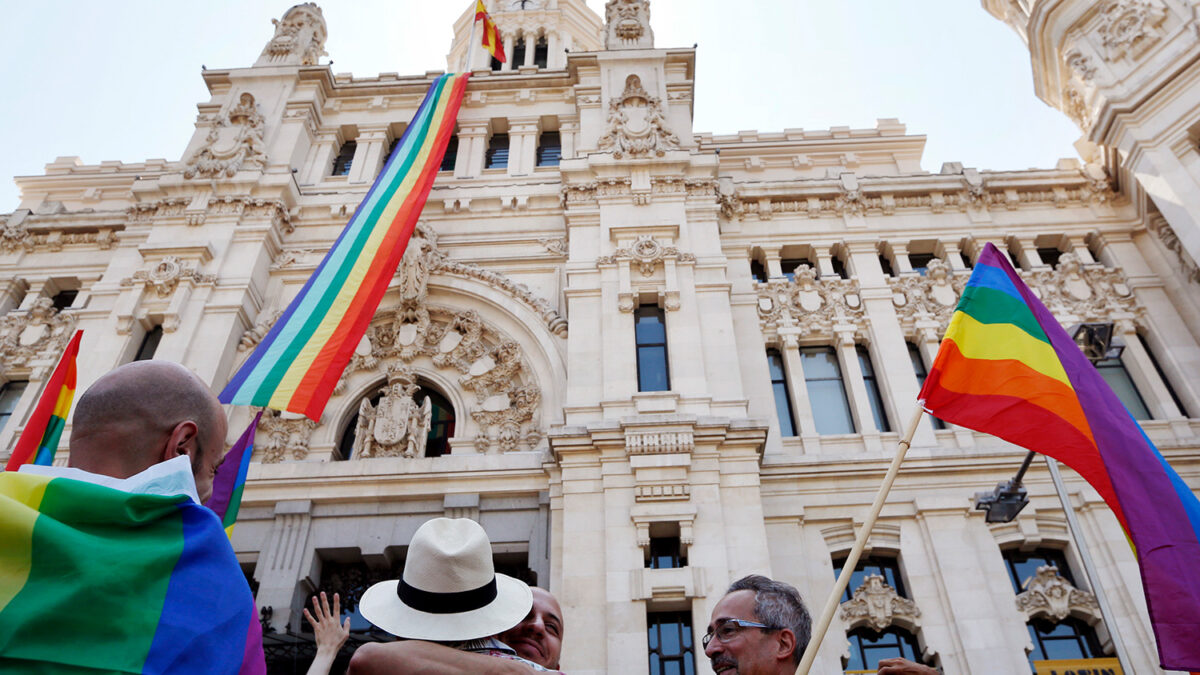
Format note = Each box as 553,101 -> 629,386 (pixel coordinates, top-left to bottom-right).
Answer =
727,575 -> 812,665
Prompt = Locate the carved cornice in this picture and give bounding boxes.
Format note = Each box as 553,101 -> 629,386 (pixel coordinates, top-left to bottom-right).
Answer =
0,211 -> 119,254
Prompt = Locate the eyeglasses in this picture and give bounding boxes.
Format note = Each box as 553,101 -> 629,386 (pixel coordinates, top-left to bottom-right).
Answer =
702,618 -> 780,649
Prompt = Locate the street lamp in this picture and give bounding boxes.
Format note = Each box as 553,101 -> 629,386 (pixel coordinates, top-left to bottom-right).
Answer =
972,322 -> 1121,523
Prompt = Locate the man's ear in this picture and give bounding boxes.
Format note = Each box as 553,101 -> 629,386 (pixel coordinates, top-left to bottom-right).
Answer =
161,420 -> 200,463
775,628 -> 797,663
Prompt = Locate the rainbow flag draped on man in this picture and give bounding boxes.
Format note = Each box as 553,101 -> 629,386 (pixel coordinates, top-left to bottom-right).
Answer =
920,242 -> 1200,671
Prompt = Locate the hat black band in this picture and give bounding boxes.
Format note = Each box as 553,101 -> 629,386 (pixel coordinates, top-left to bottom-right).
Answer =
397,577 -> 498,614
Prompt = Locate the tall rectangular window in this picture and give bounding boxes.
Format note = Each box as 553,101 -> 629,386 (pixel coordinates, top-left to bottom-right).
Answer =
485,133 -> 510,169
907,343 -> 945,429
440,135 -> 459,173
533,37 -> 549,68
135,326 -> 163,362
331,140 -> 356,176
1094,356 -> 1150,419
800,346 -> 854,434
647,611 -> 695,675
512,39 -> 527,67
766,349 -> 796,437
1139,333 -> 1188,417
647,536 -> 687,569
0,380 -> 28,434
857,345 -> 891,432
749,259 -> 768,283
635,306 -> 669,392
536,132 -> 561,167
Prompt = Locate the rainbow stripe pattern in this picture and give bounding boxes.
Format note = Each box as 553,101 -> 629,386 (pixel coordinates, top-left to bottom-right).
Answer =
0,471 -> 265,673
919,242 -> 1200,670
204,411 -> 263,538
220,73 -> 470,420
4,329 -> 82,470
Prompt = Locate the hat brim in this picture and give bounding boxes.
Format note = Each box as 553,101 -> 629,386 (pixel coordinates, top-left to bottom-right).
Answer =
359,573 -> 532,641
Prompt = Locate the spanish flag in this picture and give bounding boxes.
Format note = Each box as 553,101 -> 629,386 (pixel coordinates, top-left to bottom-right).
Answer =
4,329 -> 82,470
476,0 -> 506,63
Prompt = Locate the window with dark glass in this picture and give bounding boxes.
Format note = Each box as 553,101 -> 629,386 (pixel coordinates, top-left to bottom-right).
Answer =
536,131 -> 561,167
635,306 -> 670,392
386,137 -> 400,163
0,380 -> 28,434
533,37 -> 548,68
491,54 -> 503,70
830,254 -> 848,279
512,39 -> 527,67
959,251 -> 973,268
833,555 -> 906,602
907,343 -> 945,430
1026,617 -> 1103,662
485,133 -> 510,169
50,290 -> 77,311
134,326 -> 163,362
337,385 -> 455,460
767,349 -> 796,437
647,536 -> 687,569
1002,548 -> 1074,594
857,345 -> 891,432
908,253 -> 936,276
440,135 -> 459,173
1094,356 -> 1150,420
844,626 -> 925,672
749,259 -> 768,283
647,611 -> 695,675
780,258 -> 815,281
878,254 -> 895,277
800,346 -> 854,434
331,140 -> 356,176
1037,247 -> 1063,269
1139,333 -> 1189,417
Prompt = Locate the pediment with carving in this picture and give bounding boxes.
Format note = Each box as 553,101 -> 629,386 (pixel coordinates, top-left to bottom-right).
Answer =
1015,565 -> 1100,622
757,265 -> 866,338
0,298 -> 77,379
184,93 -> 267,180
256,2 -> 327,67
598,75 -> 679,159
839,575 -> 921,632
604,0 -> 654,49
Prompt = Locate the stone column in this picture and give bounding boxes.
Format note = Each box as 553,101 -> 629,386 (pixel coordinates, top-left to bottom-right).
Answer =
1009,234 -> 1043,270
255,500 -> 313,634
778,333 -> 821,453
455,120 -> 490,179
889,242 -> 914,275
508,116 -> 540,177
834,327 -> 882,451
664,261 -> 707,397
559,117 -> 580,161
524,32 -> 536,68
814,246 -> 836,278
862,290 -> 937,448
764,250 -> 783,279
936,240 -> 969,271
348,124 -> 388,184
501,34 -> 515,71
301,131 -> 339,184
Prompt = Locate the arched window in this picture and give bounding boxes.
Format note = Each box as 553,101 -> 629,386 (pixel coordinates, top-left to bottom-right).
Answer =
336,382 -> 456,460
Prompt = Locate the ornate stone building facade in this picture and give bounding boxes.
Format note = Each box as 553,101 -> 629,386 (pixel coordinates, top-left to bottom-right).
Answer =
1,2 -> 1197,673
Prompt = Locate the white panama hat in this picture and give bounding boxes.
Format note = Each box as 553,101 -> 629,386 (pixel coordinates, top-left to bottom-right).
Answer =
359,517 -> 532,641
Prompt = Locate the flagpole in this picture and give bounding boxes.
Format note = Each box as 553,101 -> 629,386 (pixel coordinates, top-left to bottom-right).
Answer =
794,403 -> 926,675
1045,457 -> 1134,672
463,0 -> 479,74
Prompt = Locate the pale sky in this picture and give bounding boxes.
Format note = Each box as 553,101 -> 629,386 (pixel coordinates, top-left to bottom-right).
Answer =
0,0 -> 1081,210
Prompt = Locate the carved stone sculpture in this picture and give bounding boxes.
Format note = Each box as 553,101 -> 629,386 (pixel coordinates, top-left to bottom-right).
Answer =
0,297 -> 78,377
257,411 -> 319,463
184,93 -> 267,179
256,3 -> 328,67
1015,565 -> 1100,622
757,266 -> 866,338
839,575 -> 921,632
604,0 -> 654,49
239,309 -> 283,351
598,75 -> 679,159
352,364 -> 433,459
122,256 -> 217,297
1097,0 -> 1167,62
889,259 -> 967,335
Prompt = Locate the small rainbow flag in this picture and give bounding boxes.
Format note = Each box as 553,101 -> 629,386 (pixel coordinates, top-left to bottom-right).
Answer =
4,329 -> 82,470
220,73 -> 469,420
476,0 -> 506,63
205,410 -> 263,538
920,242 -> 1200,670
0,471 -> 265,673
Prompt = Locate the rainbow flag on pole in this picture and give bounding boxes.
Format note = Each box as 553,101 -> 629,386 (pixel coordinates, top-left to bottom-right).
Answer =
220,73 -> 470,421
0,471 -> 265,673
4,329 -> 82,470
204,410 -> 263,538
919,242 -> 1200,670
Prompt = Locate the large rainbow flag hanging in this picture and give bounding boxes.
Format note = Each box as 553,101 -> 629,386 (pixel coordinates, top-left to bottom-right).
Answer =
204,410 -> 263,538
220,73 -> 470,420
0,471 -> 265,673
919,242 -> 1200,670
4,329 -> 82,471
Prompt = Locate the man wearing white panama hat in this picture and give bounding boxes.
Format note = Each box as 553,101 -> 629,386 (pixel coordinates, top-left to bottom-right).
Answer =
349,518 -> 563,674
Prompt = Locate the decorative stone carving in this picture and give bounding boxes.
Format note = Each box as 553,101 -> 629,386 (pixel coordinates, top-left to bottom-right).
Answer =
626,430 -> 694,454
257,410 -> 318,463
604,0 -> 654,50
756,266 -> 866,337
1148,215 -> 1200,285
1062,82 -> 1092,129
1097,0 -> 1167,62
470,385 -> 541,453
352,364 -> 433,459
597,235 -> 694,277
538,238 -> 567,256
1064,48 -> 1097,82
239,309 -> 283,351
1015,565 -> 1099,622
0,212 -> 32,253
122,256 -> 217,297
184,93 -> 267,179
1025,253 -> 1140,321
889,259 -> 968,335
598,75 -> 679,159
256,3 -> 327,67
0,298 -> 78,376
839,575 -> 921,632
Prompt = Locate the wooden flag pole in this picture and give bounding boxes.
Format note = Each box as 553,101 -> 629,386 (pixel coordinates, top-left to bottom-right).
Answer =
794,403 -> 927,675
